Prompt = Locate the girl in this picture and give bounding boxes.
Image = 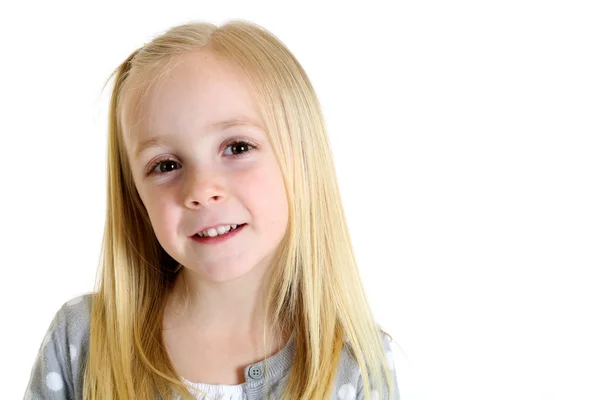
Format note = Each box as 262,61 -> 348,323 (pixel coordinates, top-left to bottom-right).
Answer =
25,19 -> 399,400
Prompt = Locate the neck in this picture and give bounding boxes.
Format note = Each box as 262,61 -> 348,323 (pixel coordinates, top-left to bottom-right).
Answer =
164,259 -> 286,345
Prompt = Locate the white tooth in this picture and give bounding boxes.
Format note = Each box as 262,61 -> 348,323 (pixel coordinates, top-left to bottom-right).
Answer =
217,225 -> 229,234
231,224 -> 237,230
207,228 -> 218,237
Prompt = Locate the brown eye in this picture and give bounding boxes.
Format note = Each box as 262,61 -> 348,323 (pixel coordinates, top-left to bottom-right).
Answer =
223,140 -> 255,157
159,160 -> 179,172
148,158 -> 180,175
232,143 -> 249,154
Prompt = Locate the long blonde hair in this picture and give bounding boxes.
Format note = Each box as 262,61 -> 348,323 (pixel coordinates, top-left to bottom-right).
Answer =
84,19 -> 394,399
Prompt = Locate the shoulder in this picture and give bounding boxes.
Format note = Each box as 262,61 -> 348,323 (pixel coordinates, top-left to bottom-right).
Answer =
24,293 -> 93,399
58,293 -> 93,332
51,293 -> 93,357
333,329 -> 400,399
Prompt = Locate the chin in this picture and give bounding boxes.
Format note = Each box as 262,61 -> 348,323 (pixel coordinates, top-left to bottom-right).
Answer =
196,262 -> 258,283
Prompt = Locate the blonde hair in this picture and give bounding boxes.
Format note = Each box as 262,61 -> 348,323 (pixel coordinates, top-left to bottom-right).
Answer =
84,19 -> 395,399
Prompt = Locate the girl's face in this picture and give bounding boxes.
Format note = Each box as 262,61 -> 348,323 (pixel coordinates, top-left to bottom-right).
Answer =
123,50 -> 289,283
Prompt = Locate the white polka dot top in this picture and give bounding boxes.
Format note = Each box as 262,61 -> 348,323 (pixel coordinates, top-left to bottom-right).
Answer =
24,293 -> 400,399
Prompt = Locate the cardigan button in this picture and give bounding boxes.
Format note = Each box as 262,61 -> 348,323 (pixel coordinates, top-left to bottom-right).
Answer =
248,365 -> 264,380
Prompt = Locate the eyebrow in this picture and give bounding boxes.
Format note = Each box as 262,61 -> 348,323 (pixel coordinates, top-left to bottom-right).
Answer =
134,118 -> 264,159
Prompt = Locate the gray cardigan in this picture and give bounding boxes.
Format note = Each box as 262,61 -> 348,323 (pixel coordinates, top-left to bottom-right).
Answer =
24,294 -> 400,399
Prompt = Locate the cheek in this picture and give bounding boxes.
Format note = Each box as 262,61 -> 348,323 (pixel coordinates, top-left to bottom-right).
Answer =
234,161 -> 289,227
138,188 -> 177,235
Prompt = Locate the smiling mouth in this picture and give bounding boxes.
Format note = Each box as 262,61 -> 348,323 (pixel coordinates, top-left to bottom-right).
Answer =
194,223 -> 247,238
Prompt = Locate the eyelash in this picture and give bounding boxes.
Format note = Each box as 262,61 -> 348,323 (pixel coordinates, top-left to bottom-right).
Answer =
146,139 -> 257,176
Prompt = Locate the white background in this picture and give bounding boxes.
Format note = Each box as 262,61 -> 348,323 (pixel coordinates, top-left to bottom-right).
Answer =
1,1 -> 599,399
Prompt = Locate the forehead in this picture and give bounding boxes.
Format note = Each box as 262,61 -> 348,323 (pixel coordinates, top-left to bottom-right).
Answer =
122,50 -> 263,151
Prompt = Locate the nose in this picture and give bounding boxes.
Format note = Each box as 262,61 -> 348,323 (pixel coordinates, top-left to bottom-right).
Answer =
183,168 -> 226,209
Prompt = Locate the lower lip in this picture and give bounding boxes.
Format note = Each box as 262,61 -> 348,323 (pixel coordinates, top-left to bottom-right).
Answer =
190,224 -> 246,245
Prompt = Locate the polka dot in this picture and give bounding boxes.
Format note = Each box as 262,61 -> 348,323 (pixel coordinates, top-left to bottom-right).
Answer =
66,296 -> 83,306
70,344 -> 78,361
338,383 -> 357,400
386,351 -> 395,370
46,372 -> 64,391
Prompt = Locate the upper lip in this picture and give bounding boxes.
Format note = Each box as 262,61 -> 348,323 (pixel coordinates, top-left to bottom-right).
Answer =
191,223 -> 244,236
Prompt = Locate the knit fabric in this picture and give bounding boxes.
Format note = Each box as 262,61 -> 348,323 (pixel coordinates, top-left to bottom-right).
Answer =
25,294 -> 400,399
